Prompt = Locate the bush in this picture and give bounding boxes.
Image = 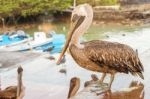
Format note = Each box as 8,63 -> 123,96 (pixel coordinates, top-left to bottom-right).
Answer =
99,0 -> 118,5
77,0 -> 118,6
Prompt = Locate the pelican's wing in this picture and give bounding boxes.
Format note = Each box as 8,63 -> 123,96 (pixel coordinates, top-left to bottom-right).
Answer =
83,40 -> 144,75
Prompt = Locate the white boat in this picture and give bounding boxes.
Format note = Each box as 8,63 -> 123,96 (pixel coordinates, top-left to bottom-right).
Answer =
3,32 -> 53,51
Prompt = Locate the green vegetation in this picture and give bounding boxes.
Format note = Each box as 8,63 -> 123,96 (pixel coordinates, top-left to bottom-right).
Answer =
0,0 -> 72,18
99,0 -> 118,5
0,0 -> 72,26
0,0 -> 119,26
77,0 -> 118,6
0,0 -> 119,18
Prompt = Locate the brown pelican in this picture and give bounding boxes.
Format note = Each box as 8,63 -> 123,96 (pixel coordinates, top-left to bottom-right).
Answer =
0,66 -> 24,99
68,79 -> 144,99
56,4 -> 144,89
68,77 -> 80,98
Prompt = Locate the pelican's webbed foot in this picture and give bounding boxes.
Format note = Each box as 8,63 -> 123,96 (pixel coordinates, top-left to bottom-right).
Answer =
90,82 -> 110,95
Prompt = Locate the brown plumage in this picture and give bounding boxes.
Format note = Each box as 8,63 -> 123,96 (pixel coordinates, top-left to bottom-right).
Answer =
69,40 -> 144,89
56,4 -> 144,89
70,40 -> 144,75
68,77 -> 80,99
0,66 -> 24,99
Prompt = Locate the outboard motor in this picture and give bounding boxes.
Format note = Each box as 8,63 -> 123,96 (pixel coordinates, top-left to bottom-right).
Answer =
8,31 -> 18,39
48,30 -> 56,38
17,30 -> 28,39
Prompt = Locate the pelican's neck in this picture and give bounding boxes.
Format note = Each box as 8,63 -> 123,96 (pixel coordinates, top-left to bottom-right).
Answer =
70,4 -> 93,49
71,35 -> 84,48
68,78 -> 80,98
17,72 -> 22,97
71,22 -> 86,49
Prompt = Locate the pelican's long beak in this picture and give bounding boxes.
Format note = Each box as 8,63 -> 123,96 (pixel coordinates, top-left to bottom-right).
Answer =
56,27 -> 74,65
56,15 -> 85,65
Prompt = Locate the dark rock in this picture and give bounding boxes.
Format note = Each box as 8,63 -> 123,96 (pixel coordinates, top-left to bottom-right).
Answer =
59,68 -> 67,74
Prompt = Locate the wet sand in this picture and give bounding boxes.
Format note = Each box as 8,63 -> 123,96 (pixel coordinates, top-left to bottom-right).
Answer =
0,51 -> 41,69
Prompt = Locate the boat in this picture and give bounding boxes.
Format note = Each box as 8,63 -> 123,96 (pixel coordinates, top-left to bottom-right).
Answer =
0,30 -> 32,48
49,33 -> 65,53
2,32 -> 65,53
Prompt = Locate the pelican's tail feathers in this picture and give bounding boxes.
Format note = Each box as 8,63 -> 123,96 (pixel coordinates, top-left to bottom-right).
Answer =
137,72 -> 144,80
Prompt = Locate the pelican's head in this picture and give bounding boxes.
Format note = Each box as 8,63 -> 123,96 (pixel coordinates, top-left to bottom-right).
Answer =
68,77 -> 80,98
56,4 -> 93,65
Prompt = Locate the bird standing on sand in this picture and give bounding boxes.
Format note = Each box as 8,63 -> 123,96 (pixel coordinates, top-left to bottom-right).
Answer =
0,66 -> 25,99
56,4 -> 144,89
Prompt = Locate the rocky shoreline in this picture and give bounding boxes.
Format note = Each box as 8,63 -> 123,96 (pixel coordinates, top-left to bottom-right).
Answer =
93,4 -> 150,26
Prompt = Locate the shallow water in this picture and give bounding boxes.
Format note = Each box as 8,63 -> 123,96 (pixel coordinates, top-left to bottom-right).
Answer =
25,21 -> 150,40
1,22 -> 150,98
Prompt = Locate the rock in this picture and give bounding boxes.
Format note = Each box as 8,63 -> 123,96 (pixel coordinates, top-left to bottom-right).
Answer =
59,68 -> 67,74
0,63 -> 2,67
106,35 -> 109,38
48,56 -> 55,60
122,34 -> 126,36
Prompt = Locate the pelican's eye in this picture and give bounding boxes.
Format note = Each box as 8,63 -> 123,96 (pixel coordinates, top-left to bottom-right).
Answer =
71,14 -> 78,23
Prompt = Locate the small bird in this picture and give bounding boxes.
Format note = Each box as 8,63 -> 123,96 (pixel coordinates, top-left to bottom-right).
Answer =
68,78 -> 144,99
84,74 -> 99,87
0,66 -> 25,99
68,77 -> 80,99
56,4 -> 144,90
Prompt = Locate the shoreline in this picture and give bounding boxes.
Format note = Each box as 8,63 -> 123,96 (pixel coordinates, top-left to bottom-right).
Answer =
0,4 -> 150,33
0,20 -> 149,35
93,4 -> 150,26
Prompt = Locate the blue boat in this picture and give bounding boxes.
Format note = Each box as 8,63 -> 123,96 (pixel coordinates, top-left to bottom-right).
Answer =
2,32 -> 66,53
0,30 -> 31,48
34,33 -> 65,53
50,34 -> 65,53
